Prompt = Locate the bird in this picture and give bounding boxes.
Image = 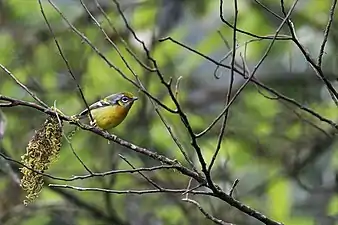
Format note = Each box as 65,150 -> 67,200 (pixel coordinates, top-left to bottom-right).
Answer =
75,92 -> 138,130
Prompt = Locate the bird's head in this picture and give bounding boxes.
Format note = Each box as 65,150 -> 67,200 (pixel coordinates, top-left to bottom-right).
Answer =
105,92 -> 138,110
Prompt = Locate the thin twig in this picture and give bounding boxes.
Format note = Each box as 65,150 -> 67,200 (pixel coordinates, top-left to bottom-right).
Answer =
198,0 -> 299,138
317,0 -> 337,67
219,0 -> 291,40
63,133 -> 93,174
153,104 -> 197,170
175,76 -> 183,99
0,94 -> 204,183
95,1 -> 195,169
184,178 -> 193,200
279,100 -> 331,136
51,100 -> 93,174
1,94 -> 283,225
0,145 -> 176,182
213,30 -> 248,79
280,0 -> 338,105
208,0 -> 238,173
182,183 -> 204,196
0,64 -> 48,108
0,151 -> 72,181
94,0 -> 155,72
45,0 -> 175,114
38,0 -> 94,122
253,0 -> 283,20
182,198 -> 230,225
112,0 -> 200,172
86,1 -> 194,169
229,179 -> 239,196
213,33 -> 235,79
68,165 -> 178,181
158,37 -> 338,131
119,154 -> 162,189
48,184 -> 211,195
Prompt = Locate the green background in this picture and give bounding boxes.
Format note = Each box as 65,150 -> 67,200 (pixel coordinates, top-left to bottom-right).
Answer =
1,0 -> 338,224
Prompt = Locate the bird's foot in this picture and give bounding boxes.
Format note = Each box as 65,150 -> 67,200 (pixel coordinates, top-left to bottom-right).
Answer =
90,119 -> 97,127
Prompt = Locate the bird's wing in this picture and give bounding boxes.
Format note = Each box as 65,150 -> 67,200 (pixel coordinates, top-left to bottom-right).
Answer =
77,99 -> 111,117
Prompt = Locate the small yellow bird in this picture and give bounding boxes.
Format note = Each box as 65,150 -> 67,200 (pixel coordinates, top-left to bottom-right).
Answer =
76,92 -> 138,130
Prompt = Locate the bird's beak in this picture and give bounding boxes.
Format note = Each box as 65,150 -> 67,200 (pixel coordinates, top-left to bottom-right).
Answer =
132,97 -> 138,101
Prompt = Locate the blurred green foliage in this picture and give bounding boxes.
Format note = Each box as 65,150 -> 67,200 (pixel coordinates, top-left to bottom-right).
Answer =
1,0 -> 338,225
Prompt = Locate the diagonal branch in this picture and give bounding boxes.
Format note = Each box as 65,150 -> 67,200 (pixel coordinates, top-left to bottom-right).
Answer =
87,1 -> 195,170
159,37 -> 338,131
0,64 -> 48,108
317,0 -> 337,67
112,0 -> 204,177
183,198 -> 230,225
38,0 -> 94,122
198,0 -> 299,138
1,94 -> 282,225
280,0 -> 338,106
208,0 -> 239,173
48,184 -> 211,195
44,0 -> 175,114
0,95 -> 204,183
119,154 -> 162,189
47,182 -> 129,225
219,0 -> 291,41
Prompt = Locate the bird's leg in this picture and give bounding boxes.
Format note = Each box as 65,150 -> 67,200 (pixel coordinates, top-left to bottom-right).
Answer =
90,119 -> 97,127
88,119 -> 110,144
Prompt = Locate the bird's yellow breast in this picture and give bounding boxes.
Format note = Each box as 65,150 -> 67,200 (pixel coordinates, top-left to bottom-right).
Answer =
91,105 -> 129,130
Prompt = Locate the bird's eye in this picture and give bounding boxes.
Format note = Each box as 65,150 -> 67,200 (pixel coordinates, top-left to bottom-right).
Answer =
121,96 -> 129,103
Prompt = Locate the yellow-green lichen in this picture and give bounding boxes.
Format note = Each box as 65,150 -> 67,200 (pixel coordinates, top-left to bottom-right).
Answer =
20,116 -> 63,205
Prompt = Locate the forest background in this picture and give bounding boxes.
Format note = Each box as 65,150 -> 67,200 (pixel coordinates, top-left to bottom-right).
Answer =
1,0 -> 338,225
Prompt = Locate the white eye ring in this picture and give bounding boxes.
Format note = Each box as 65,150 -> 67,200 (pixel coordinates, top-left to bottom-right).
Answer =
121,96 -> 129,103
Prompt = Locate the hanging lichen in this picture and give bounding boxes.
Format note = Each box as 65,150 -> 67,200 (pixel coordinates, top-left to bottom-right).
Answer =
20,115 -> 63,205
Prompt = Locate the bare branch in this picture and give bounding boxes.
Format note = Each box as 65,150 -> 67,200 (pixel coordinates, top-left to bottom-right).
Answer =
63,133 -> 93,175
1,94 -> 283,225
183,198 -> 231,225
0,95 -> 204,183
52,101 -> 93,174
198,0 -> 299,138
229,179 -> 239,196
219,0 -> 291,40
87,0 -> 194,169
94,0 -> 155,72
159,37 -> 338,131
0,64 -> 48,108
68,165 -> 178,181
317,0 -> 337,67
253,0 -> 283,20
209,0 -> 239,173
112,0 -> 206,183
48,184 -> 211,195
280,0 -> 338,105
44,0 -> 175,114
119,154 -> 162,189
38,0 -> 94,122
